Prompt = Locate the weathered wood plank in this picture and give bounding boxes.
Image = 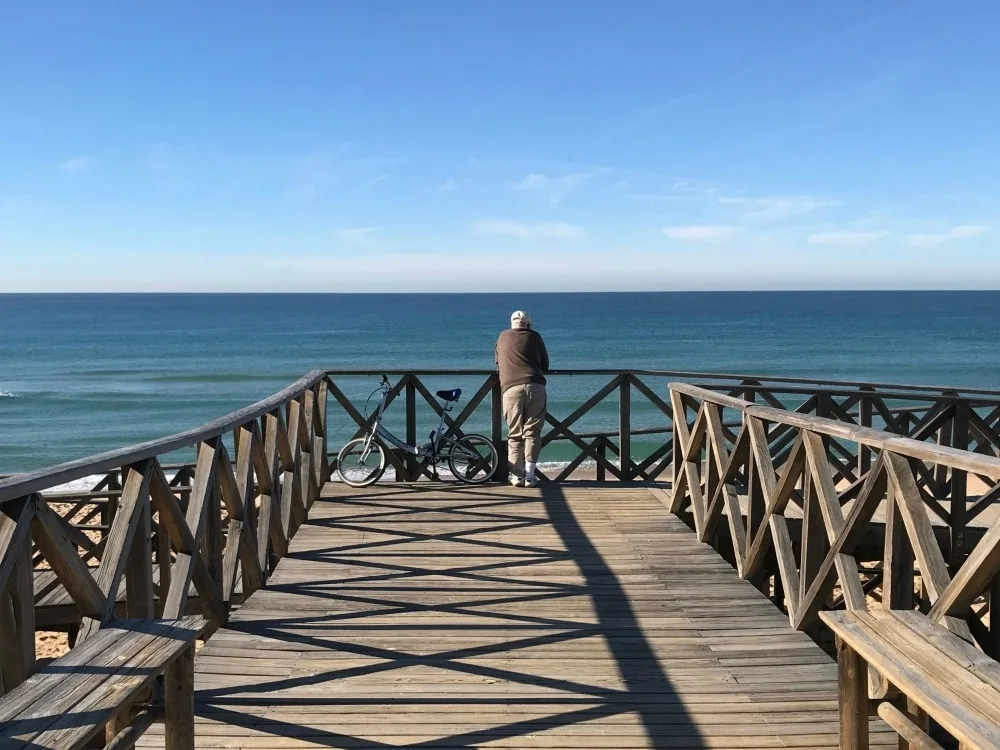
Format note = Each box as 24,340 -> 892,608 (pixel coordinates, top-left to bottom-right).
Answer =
32,496 -> 106,619
80,460 -> 154,639
150,460 -> 226,627
165,644 -> 196,750
822,610 -> 1000,749
836,637 -> 869,750
125,491 -> 155,619
123,484 -> 902,750
0,497 -> 34,599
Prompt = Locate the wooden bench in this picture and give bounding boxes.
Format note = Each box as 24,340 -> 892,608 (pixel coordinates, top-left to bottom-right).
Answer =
821,609 -> 1000,750
0,617 -> 205,750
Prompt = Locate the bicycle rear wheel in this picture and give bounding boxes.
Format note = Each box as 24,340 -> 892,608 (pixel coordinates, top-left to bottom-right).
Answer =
447,434 -> 498,484
337,438 -> 387,487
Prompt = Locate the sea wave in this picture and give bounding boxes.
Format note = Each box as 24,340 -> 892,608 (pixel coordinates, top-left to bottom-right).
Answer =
31,471 -> 183,494
145,373 -> 291,384
0,390 -> 21,398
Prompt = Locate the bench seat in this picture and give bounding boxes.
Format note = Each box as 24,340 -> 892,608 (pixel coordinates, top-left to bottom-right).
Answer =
0,617 -> 205,750
821,609 -> 1000,750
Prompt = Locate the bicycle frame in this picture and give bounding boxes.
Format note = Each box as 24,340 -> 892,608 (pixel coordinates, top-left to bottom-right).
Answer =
365,382 -> 451,461
338,377 -> 496,486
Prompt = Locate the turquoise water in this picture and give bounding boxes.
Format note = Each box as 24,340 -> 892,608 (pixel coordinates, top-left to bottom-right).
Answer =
2,291 -> 1000,474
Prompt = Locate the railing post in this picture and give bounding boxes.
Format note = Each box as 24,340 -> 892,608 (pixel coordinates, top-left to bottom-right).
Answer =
859,388 -> 874,475
799,469 -> 823,625
836,637 -> 869,750
316,379 -> 329,484
597,437 -> 607,482
988,573 -> 1000,660
619,375 -> 632,481
164,644 -> 195,750
206,475 -> 223,603
670,388 -> 683,493
491,375 -> 507,481
934,401 -> 955,507
950,398 -> 969,570
405,375 -> 417,482
883,484 -> 914,611
125,497 -> 155,619
0,525 -> 34,695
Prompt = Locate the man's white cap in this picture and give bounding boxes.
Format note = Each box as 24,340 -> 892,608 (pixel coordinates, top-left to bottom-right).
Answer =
511,310 -> 531,329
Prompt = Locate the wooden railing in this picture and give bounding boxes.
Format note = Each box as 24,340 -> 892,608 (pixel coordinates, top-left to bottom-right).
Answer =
668,381 -> 1000,664
3,368 -> 1000,683
0,369 -> 329,697
322,369 -> 1000,491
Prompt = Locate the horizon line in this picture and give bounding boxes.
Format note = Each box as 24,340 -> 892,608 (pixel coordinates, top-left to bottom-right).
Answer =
2,288 -> 1000,296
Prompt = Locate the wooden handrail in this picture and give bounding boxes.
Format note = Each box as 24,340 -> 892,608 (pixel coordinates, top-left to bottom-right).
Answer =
323,367 -> 1000,397
669,379 -> 1000,666
0,372 -> 331,709
0,370 -> 328,503
670,382 -> 1000,479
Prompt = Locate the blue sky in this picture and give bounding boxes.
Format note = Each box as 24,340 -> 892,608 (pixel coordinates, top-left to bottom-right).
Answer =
1,1 -> 998,292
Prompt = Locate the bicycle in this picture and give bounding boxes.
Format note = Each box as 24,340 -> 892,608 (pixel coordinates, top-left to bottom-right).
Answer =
336,375 -> 499,487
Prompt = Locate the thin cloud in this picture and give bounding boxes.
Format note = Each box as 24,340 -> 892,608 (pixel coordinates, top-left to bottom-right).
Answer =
145,143 -> 197,180
901,224 -> 990,248
436,178 -> 460,192
514,171 -> 597,203
0,195 -> 46,216
663,225 -> 739,241
284,148 -> 339,201
627,193 -> 690,203
335,227 -> 378,246
807,230 -> 887,247
360,174 -> 388,191
59,155 -> 96,174
472,219 -> 584,240
719,194 -> 841,221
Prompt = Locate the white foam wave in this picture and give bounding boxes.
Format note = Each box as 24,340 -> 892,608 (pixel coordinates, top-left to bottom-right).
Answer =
17,472 -> 183,495
0,390 -> 20,398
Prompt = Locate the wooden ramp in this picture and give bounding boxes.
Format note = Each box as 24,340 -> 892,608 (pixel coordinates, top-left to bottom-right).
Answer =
139,484 -> 895,749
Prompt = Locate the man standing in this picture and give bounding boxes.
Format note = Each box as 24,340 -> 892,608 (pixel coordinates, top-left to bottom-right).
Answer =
495,310 -> 549,487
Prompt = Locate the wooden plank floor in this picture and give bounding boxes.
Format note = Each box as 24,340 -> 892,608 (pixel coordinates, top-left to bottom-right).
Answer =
140,483 -> 895,749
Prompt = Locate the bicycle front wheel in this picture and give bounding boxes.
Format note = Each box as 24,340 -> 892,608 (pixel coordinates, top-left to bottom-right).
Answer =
447,434 -> 498,484
337,438 -> 386,487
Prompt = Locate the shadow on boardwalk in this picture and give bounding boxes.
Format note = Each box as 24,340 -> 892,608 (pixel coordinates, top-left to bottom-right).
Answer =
149,483 -> 877,749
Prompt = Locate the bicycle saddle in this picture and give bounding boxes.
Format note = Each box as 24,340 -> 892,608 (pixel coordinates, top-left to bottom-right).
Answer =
436,388 -> 462,402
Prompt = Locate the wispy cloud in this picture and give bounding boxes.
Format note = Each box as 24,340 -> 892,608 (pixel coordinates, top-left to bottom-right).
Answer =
901,224 -> 991,248
360,174 -> 388,192
719,194 -> 841,221
334,227 -> 378,246
436,178 -> 460,192
472,219 -> 584,240
285,147 -> 397,201
59,155 -> 96,174
284,148 -> 340,202
662,225 -> 739,241
145,143 -> 197,181
514,171 -> 597,203
807,230 -> 887,247
627,193 -> 690,203
0,195 -> 46,216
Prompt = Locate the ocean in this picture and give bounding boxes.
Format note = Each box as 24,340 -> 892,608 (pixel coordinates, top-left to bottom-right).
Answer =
2,291 -> 1000,476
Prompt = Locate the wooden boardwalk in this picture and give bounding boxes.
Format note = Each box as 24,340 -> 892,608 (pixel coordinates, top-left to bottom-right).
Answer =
139,483 -> 895,749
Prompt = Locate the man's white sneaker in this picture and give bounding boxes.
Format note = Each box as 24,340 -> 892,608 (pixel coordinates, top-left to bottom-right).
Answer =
509,475 -> 525,487
524,476 -> 538,487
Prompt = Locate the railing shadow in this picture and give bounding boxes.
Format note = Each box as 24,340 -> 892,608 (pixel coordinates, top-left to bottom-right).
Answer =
190,485 -> 707,748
